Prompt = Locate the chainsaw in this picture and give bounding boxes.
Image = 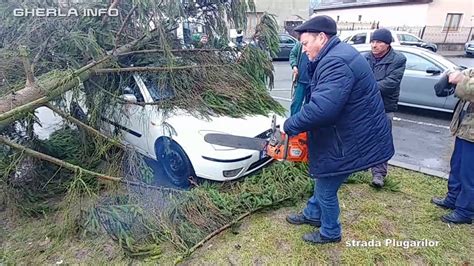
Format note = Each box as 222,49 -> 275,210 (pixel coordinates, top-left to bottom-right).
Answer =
204,115 -> 308,162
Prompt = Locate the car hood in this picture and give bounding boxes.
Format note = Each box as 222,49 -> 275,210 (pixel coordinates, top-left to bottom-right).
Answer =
164,111 -> 286,138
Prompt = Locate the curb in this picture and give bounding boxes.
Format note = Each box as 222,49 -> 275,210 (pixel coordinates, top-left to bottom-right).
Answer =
388,160 -> 449,179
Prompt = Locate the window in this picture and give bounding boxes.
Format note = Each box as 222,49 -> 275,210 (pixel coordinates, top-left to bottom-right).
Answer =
121,76 -> 144,103
443,13 -> 463,31
279,35 -> 296,44
350,33 -> 367,44
399,34 -> 420,43
401,52 -> 440,72
142,76 -> 175,101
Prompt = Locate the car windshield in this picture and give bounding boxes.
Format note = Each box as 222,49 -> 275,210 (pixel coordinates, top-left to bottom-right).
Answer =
142,75 -> 176,101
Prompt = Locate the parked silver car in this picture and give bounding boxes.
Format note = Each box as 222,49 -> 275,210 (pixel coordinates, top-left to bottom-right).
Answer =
354,45 -> 461,113
465,40 -> 474,56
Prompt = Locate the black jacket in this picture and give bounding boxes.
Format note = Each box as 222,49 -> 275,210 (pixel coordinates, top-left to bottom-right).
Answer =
365,48 -> 407,112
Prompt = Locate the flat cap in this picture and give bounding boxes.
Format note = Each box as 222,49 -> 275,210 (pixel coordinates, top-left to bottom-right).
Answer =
294,15 -> 337,35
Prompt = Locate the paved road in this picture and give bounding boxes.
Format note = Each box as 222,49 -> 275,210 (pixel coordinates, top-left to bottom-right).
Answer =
271,56 -> 474,176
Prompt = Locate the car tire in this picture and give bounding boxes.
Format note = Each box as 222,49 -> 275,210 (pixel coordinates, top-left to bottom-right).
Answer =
155,137 -> 195,188
427,47 -> 436,52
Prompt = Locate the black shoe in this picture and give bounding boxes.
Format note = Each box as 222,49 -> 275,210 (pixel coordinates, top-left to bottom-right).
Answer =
441,212 -> 472,224
303,231 -> 341,245
431,197 -> 455,210
286,213 -> 321,227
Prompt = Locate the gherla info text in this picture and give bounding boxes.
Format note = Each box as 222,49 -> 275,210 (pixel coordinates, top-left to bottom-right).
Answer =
13,7 -> 119,17
346,239 -> 440,249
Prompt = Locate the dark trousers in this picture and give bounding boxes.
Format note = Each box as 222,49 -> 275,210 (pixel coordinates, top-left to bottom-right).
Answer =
371,112 -> 393,178
444,137 -> 474,219
290,82 -> 309,115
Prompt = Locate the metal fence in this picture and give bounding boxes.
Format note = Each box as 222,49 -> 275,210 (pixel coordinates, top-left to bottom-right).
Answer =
334,23 -> 474,44
389,26 -> 474,44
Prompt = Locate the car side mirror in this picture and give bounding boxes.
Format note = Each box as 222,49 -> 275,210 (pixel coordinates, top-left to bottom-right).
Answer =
347,40 -> 354,45
121,94 -> 137,104
426,67 -> 441,75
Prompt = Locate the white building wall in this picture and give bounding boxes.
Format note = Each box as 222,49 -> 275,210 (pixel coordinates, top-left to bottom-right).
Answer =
426,0 -> 474,27
253,0 -> 310,27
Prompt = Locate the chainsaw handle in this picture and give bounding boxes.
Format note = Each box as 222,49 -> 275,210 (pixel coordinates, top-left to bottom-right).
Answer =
282,133 -> 289,161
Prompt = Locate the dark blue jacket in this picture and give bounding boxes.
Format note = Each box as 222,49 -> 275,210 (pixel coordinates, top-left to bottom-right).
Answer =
283,37 -> 394,178
365,48 -> 407,112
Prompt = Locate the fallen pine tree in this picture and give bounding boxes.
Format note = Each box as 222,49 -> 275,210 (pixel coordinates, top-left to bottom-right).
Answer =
0,0 -> 299,260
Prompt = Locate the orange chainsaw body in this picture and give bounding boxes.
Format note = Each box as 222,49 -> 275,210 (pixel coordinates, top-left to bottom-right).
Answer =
266,131 -> 308,162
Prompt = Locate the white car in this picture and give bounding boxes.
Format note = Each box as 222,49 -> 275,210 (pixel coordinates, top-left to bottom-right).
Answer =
341,29 -> 438,52
35,73 -> 284,188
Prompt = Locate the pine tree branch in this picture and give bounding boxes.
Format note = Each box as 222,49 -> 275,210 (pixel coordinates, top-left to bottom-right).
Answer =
93,64 -> 229,74
45,103 -> 126,149
0,135 -> 182,192
0,135 -> 121,182
186,197 -> 291,255
19,46 -> 35,87
113,5 -> 137,54
0,30 -> 160,126
117,48 -> 222,56
31,34 -> 53,74
102,0 -> 120,24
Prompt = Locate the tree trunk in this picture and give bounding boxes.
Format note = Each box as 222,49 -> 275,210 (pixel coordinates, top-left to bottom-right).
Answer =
0,31 -> 156,127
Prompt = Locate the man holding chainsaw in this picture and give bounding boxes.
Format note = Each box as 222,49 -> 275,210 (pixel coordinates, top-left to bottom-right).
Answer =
289,40 -> 310,115
284,15 -> 394,244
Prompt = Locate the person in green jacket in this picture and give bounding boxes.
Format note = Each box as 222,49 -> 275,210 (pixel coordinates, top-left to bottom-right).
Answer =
289,41 -> 310,115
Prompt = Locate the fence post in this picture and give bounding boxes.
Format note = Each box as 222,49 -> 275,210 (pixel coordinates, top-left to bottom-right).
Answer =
420,26 -> 426,39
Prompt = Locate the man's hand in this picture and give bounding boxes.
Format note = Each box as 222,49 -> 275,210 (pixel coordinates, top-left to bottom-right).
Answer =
448,71 -> 465,85
292,66 -> 299,76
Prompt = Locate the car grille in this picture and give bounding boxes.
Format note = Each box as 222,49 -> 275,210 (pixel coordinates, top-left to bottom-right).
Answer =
247,156 -> 273,172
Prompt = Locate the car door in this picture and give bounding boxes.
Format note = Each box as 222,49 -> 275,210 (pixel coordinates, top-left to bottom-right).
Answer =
398,34 -> 423,48
111,74 -> 152,156
398,52 -> 447,109
278,35 -> 296,59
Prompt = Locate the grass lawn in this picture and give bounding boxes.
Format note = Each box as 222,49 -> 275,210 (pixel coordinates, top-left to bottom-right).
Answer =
2,167 -> 473,264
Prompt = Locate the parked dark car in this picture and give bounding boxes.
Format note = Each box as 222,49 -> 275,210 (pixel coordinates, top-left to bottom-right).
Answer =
273,33 -> 298,60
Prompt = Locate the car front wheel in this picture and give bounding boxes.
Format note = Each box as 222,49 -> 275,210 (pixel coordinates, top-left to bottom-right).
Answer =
155,138 -> 195,188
